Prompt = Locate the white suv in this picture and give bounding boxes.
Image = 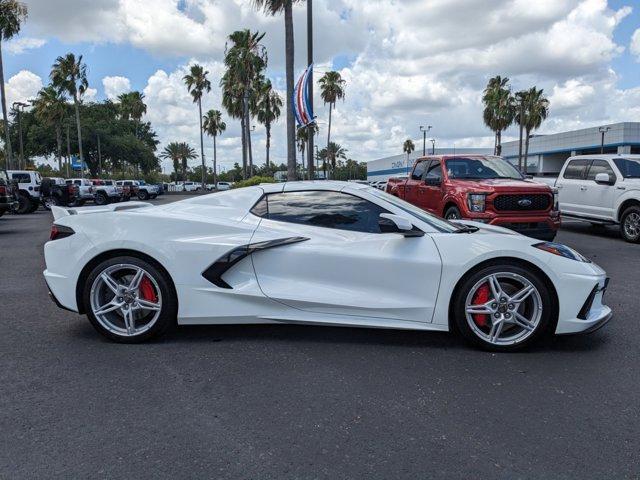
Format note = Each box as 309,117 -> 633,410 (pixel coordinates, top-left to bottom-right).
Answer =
551,154 -> 640,242
7,170 -> 41,214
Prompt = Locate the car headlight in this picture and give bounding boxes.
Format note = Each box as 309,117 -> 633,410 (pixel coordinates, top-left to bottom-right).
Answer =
552,188 -> 559,211
467,193 -> 486,213
533,242 -> 590,262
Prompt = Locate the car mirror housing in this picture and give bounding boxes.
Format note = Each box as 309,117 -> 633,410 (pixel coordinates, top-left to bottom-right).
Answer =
379,213 -> 424,237
594,173 -> 614,185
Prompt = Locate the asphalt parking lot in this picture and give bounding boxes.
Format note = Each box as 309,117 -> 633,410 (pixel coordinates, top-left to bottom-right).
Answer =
1,195 -> 638,479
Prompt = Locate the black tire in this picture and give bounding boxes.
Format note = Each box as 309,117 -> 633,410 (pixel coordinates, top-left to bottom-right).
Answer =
16,192 -> 32,214
452,263 -> 557,352
444,205 -> 462,220
0,207 -> 6,217
620,206 -> 640,243
27,199 -> 40,213
42,195 -> 60,210
137,190 -> 149,200
83,255 -> 177,343
94,192 -> 109,205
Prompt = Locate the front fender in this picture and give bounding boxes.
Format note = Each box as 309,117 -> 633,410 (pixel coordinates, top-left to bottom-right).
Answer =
614,189 -> 640,221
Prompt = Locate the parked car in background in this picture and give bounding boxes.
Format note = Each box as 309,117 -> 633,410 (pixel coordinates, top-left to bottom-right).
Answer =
386,155 -> 560,241
0,170 -> 18,217
135,180 -> 159,200
371,180 -> 387,190
539,154 -> 640,243
155,183 -> 166,195
216,181 -> 231,191
65,178 -> 95,206
7,170 -> 41,214
182,181 -> 201,192
41,177 -> 78,209
91,179 -> 123,205
115,180 -> 139,201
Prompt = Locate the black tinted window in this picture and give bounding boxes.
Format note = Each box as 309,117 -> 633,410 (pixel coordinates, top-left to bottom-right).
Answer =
12,173 -> 30,182
425,161 -> 442,182
412,161 -> 428,180
613,158 -> 640,178
563,159 -> 590,179
262,191 -> 389,233
586,160 -> 615,181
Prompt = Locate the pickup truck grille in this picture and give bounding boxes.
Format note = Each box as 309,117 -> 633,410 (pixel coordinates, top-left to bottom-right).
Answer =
493,194 -> 551,211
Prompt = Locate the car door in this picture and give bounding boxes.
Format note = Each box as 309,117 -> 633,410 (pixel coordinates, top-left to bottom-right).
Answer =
404,160 -> 428,206
250,188 -> 442,324
557,159 -> 591,216
416,160 -> 444,214
581,160 -> 618,220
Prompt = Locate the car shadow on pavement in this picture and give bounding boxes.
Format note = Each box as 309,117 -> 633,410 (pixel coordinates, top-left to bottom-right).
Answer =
561,221 -> 622,241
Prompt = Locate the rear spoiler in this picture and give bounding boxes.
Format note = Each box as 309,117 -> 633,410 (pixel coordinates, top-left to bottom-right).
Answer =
51,201 -> 152,221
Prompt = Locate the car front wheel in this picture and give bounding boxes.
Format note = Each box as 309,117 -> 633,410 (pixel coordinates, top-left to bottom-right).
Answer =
620,206 -> 640,243
444,205 -> 461,220
138,190 -> 149,200
94,192 -> 109,205
453,264 -> 556,351
83,256 -> 177,343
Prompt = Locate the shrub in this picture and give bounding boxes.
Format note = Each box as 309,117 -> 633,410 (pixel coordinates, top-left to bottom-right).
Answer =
231,176 -> 277,189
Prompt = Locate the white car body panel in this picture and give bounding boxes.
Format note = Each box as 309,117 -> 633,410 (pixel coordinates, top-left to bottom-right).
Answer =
43,181 -> 611,337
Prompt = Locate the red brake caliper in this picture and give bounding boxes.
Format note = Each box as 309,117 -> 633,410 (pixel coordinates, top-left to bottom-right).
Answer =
139,275 -> 157,302
472,283 -> 490,327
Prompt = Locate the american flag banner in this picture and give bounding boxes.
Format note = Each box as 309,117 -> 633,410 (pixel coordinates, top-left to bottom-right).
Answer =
293,64 -> 314,127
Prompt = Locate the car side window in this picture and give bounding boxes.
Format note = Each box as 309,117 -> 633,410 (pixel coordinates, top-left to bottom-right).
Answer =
586,160 -> 615,182
255,190 -> 390,233
12,173 -> 30,182
563,159 -> 590,180
411,160 -> 428,180
425,161 -> 442,183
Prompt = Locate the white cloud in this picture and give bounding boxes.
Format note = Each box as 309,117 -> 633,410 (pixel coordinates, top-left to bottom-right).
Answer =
4,70 -> 43,107
83,88 -> 98,102
631,28 -> 640,61
102,76 -> 131,100
5,37 -> 47,55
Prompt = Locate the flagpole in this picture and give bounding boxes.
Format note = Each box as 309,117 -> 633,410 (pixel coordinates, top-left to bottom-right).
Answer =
306,0 -> 314,180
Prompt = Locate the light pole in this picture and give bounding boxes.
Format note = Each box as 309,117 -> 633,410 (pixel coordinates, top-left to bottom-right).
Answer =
430,138 -> 436,155
12,102 -> 28,169
599,126 -> 611,154
306,0 -> 315,179
420,125 -> 432,156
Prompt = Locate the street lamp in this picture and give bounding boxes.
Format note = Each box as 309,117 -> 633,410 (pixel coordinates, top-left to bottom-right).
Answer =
420,125 -> 432,156
599,126 -> 611,154
430,138 -> 436,155
12,101 -> 28,169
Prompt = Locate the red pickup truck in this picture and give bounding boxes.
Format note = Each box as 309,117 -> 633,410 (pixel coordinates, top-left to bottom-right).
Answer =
386,155 -> 560,240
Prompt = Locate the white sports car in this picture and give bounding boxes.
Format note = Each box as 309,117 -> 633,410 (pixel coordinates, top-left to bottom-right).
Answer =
44,181 -> 611,351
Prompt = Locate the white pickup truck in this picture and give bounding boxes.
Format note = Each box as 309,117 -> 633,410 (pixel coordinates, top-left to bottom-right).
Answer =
537,154 -> 640,242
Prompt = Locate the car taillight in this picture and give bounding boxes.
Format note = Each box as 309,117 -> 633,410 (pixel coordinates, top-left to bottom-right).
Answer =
0,186 -> 6,195
50,224 -> 75,241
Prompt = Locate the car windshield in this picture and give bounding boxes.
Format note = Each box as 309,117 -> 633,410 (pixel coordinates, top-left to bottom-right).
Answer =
613,157 -> 640,178
367,187 -> 461,233
445,156 -> 523,180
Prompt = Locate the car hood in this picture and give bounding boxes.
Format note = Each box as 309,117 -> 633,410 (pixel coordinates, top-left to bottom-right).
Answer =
448,178 -> 552,192
453,219 -> 520,236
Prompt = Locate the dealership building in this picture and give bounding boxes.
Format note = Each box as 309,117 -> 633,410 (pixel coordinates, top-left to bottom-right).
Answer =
501,122 -> 640,175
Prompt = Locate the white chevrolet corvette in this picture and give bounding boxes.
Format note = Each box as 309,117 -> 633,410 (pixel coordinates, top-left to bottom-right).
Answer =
44,181 -> 611,351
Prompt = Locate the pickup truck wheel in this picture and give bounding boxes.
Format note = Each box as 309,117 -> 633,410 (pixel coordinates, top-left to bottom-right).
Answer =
83,256 -> 177,343
444,206 -> 462,220
16,192 -> 32,214
26,199 -> 40,213
94,192 -> 109,205
42,196 -> 60,210
620,206 -> 640,243
137,190 -> 149,200
453,264 -> 555,352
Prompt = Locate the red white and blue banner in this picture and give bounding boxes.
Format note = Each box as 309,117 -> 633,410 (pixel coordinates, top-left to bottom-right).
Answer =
293,64 -> 314,127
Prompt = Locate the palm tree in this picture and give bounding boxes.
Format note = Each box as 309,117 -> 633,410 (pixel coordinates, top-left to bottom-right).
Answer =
202,109 -> 226,188
253,0 -> 301,181
516,87 -> 550,174
178,142 -> 197,180
320,141 -> 347,177
255,79 -> 282,168
184,64 -> 211,189
403,138 -> 415,175
319,71 -> 346,160
118,91 -> 147,174
50,53 -> 89,177
0,0 -> 28,168
160,142 -> 183,180
482,76 -> 515,156
296,123 -> 318,179
32,85 -> 67,173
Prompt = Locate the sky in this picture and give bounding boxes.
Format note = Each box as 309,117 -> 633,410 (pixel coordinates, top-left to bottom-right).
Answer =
2,0 -> 640,173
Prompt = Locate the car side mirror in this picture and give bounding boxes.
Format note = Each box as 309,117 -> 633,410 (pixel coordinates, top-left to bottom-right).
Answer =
424,177 -> 441,186
379,213 -> 424,237
594,172 -> 614,185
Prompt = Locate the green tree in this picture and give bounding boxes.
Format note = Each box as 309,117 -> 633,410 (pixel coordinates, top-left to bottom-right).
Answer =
296,123 -> 318,179
0,0 -> 27,168
253,0 -> 301,181
516,87 -> 549,174
403,138 -> 415,174
183,64 -> 211,189
50,53 -> 89,177
202,109 -> 226,188
483,76 -> 515,156
32,85 -> 67,172
319,141 -> 347,178
319,71 -> 346,161
255,79 -> 282,168
160,142 -> 183,180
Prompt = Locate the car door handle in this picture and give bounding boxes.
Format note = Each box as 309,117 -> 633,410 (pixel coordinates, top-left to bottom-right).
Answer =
580,186 -> 588,191
616,186 -> 626,190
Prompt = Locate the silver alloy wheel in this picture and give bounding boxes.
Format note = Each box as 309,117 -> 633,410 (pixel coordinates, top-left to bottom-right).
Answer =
446,210 -> 460,220
464,272 -> 543,346
44,197 -> 55,209
624,212 -> 640,238
89,263 -> 162,337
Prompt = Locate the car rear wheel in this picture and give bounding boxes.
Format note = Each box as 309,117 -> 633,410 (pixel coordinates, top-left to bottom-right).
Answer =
42,195 -> 60,210
94,192 -> 109,205
444,205 -> 461,220
16,192 -> 32,214
620,206 -> 640,243
137,190 -> 149,200
453,264 -> 555,351
83,256 -> 177,343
